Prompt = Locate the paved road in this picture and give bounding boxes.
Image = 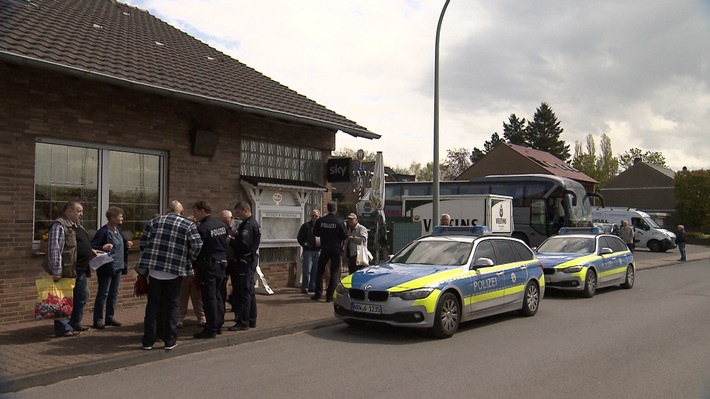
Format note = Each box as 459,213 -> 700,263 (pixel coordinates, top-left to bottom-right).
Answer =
5,257 -> 710,399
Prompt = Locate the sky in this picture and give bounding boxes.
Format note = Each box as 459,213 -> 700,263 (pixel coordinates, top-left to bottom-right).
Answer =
124,0 -> 710,173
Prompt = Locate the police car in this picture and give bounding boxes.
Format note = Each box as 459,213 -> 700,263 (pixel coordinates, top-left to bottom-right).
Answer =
535,227 -> 635,298
333,226 -> 545,338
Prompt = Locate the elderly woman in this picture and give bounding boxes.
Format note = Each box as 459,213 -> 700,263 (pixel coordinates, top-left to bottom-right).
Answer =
90,206 -> 132,329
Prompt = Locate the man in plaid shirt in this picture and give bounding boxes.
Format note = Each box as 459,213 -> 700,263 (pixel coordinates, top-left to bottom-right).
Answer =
137,200 -> 203,350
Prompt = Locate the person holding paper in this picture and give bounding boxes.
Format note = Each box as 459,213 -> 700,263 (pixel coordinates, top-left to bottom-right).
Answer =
90,206 -> 132,329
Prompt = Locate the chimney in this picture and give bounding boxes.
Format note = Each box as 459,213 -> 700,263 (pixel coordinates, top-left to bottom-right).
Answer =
633,157 -> 642,165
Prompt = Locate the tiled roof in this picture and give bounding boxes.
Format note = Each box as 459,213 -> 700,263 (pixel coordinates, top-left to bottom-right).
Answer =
507,143 -> 597,184
0,0 -> 379,139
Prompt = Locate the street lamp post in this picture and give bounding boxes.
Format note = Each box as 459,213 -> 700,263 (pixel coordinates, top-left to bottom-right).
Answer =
433,0 -> 451,226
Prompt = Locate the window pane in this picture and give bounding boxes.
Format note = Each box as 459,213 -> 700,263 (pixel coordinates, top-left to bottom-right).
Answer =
241,139 -> 323,184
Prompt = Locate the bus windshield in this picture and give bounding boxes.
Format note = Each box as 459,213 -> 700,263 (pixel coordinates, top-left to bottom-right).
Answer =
564,186 -> 593,227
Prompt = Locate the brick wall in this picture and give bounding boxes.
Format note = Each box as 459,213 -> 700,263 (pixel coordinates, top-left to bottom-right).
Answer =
0,61 -> 336,325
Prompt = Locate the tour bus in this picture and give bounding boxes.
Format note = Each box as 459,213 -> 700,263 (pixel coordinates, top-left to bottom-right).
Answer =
385,174 -> 596,247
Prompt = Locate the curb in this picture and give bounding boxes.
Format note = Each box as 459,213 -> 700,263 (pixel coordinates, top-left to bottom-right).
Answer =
0,318 -> 341,394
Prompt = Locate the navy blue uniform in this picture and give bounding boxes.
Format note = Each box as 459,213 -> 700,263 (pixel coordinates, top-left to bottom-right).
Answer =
313,213 -> 348,300
196,215 -> 228,333
231,215 -> 261,329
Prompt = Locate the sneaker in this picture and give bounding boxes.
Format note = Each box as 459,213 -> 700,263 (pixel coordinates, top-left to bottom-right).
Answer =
164,343 -> 178,350
193,329 -> 217,339
92,321 -> 105,330
63,331 -> 81,337
72,325 -> 90,332
106,319 -> 122,327
142,345 -> 152,350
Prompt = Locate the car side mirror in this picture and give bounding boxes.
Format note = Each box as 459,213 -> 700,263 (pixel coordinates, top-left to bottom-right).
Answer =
599,247 -> 613,255
472,257 -> 495,269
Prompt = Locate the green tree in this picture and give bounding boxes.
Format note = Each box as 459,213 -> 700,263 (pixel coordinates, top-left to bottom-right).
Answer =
571,134 -> 619,186
618,148 -> 667,170
571,135 -> 597,177
470,132 -> 502,164
526,102 -> 570,161
502,114 -> 528,146
595,134 -> 618,186
674,168 -> 710,232
416,162 -> 434,181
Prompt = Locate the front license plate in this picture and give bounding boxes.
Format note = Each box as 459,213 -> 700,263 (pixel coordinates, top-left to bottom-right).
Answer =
352,303 -> 382,314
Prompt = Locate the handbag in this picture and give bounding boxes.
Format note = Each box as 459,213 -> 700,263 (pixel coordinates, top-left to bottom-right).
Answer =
133,275 -> 149,297
356,245 -> 373,266
34,277 -> 74,320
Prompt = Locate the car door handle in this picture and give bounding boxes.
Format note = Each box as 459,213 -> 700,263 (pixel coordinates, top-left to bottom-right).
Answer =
519,265 -> 527,270
496,272 -> 505,276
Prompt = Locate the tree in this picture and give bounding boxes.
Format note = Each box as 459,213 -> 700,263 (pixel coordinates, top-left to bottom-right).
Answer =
618,148 -> 667,170
571,135 -> 596,177
674,168 -> 710,232
502,114 -> 528,146
595,134 -> 619,186
570,134 -> 619,186
526,102 -> 570,161
332,148 -> 376,162
470,132 -> 502,164
441,147 -> 471,180
416,162 -> 434,181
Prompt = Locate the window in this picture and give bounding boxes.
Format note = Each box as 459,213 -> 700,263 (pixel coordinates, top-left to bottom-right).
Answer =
241,139 -> 323,184
473,240 -> 496,265
34,141 -> 164,245
492,240 -> 517,265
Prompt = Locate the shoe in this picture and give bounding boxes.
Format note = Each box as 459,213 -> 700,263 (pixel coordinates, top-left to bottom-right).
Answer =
72,325 -> 90,331
249,324 -> 256,329
310,295 -> 321,301
216,329 -> 222,335
106,319 -> 122,327
193,329 -> 217,339
199,320 -> 207,326
63,331 -> 81,337
176,321 -> 183,328
308,289 -> 315,293
325,298 -> 333,303
92,321 -> 105,330
164,343 -> 178,350
142,345 -> 152,350
301,289 -> 308,294
228,323 -> 249,331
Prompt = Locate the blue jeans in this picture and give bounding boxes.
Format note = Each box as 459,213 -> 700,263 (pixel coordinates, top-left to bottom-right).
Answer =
94,267 -> 122,323
143,276 -> 182,348
54,270 -> 89,336
678,242 -> 686,261
301,249 -> 319,292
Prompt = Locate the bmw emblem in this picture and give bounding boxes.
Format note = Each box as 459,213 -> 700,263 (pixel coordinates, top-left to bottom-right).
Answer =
364,284 -> 373,290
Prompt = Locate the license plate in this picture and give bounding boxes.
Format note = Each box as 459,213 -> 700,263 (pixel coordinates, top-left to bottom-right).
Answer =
352,303 -> 382,314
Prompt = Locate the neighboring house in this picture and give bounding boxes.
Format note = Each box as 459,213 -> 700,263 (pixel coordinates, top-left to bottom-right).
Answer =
0,0 -> 379,324
457,143 -> 597,192
598,160 -> 677,226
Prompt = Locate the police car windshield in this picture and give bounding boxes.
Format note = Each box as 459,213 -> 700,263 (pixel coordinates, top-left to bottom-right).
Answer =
391,240 -> 472,266
538,237 -> 595,254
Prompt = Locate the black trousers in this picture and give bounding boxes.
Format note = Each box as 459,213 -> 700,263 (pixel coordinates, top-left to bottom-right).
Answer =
198,260 -> 225,333
315,246 -> 342,300
143,276 -> 181,348
235,258 -> 257,328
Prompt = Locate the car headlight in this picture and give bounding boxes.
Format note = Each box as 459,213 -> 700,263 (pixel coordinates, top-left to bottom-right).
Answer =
559,265 -> 585,273
335,283 -> 348,295
391,288 -> 434,300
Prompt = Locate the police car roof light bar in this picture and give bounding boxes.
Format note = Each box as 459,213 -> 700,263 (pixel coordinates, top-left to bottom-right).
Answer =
432,225 -> 492,236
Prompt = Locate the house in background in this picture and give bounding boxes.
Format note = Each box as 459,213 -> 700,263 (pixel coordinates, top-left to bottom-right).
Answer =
598,160 -> 677,226
0,0 -> 378,324
456,143 -> 597,192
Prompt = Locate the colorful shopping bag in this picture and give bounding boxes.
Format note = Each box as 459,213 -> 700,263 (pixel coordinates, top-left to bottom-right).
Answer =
34,277 -> 75,320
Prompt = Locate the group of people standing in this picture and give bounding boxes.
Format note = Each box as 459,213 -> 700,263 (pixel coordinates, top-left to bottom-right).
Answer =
297,202 -> 369,303
45,199 -> 261,351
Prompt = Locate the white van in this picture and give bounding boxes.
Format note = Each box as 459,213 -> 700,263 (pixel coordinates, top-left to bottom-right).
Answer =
592,207 -> 676,252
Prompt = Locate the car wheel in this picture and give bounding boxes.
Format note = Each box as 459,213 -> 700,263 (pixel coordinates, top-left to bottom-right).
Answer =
519,281 -> 540,317
581,269 -> 597,298
430,292 -> 460,339
621,265 -> 635,289
648,240 -> 661,252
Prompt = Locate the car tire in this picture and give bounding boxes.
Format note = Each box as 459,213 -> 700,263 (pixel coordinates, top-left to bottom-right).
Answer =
430,292 -> 460,339
519,281 -> 540,317
581,269 -> 597,298
621,264 -> 635,289
648,240 -> 661,252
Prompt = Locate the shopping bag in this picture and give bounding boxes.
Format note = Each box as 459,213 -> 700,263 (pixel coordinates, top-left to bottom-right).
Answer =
356,245 -> 373,266
34,277 -> 74,320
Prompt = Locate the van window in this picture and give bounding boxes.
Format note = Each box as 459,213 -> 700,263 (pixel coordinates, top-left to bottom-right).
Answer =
631,218 -> 649,231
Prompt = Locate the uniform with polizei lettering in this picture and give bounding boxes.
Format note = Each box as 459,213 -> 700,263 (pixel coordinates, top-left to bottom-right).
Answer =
195,214 -> 229,335
312,212 -> 348,301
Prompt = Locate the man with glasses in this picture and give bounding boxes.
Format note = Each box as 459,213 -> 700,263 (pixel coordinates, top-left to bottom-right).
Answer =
297,209 -> 321,294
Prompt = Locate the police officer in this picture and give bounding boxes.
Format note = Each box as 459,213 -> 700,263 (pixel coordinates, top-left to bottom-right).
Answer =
192,201 -> 228,339
311,201 -> 348,302
228,201 -> 261,331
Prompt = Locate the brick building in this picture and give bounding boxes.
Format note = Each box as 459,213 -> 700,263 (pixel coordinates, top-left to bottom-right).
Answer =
0,0 -> 379,324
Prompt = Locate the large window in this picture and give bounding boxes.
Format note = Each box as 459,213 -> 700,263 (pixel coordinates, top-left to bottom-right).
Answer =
241,139 -> 323,184
34,141 -> 164,245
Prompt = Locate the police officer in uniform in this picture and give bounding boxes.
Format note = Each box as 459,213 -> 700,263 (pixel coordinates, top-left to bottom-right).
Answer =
311,201 -> 348,302
228,201 -> 261,331
192,201 -> 228,339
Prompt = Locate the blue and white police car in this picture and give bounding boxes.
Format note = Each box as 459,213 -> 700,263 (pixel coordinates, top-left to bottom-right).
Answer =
536,227 -> 635,298
333,226 -> 545,338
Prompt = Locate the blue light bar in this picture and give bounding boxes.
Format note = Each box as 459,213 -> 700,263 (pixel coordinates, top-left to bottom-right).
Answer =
432,225 -> 491,236
558,226 -> 604,235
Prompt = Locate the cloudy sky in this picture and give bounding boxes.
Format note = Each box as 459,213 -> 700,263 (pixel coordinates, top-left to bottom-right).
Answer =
125,0 -> 710,172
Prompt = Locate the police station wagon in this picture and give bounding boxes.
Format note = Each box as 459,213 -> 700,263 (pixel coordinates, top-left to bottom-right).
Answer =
333,227 -> 545,338
536,227 -> 635,298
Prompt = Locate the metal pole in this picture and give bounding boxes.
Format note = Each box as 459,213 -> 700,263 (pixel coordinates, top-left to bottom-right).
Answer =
433,0 -> 451,227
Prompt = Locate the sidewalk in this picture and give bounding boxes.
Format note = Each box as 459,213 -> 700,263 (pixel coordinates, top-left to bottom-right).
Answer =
1,245 -> 709,394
